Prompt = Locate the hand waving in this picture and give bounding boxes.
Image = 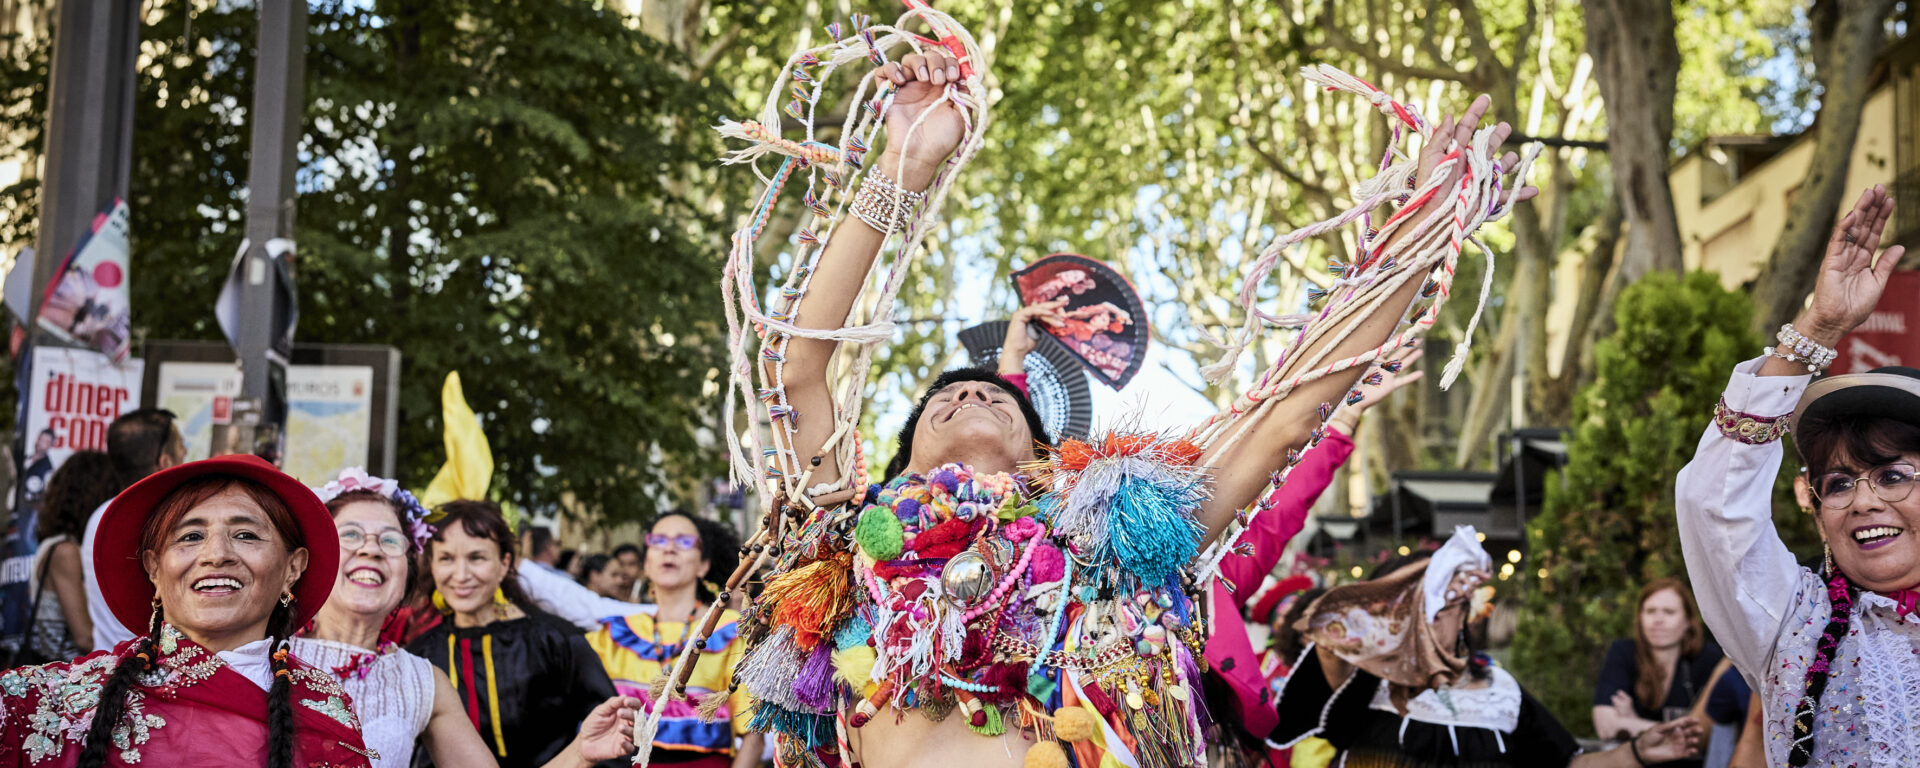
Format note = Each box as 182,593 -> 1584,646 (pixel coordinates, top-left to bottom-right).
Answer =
1800,185 -> 1904,345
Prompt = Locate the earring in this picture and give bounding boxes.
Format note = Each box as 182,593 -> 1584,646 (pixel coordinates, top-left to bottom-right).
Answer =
147,596 -> 163,631
492,587 -> 508,607
431,589 -> 452,615
1824,543 -> 1835,578
279,592 -> 294,609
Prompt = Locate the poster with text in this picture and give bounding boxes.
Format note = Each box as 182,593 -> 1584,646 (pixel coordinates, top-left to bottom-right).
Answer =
154,362 -> 374,486
1011,253 -> 1151,390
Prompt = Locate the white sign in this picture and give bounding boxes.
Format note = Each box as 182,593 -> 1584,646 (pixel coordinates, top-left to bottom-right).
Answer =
154,361 -> 374,486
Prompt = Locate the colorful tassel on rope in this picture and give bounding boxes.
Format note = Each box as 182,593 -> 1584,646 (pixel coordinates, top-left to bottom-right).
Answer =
762,552 -> 855,650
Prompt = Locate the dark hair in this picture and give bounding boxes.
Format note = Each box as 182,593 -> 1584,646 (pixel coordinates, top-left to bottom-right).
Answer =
105,409 -> 180,487
576,553 -> 614,586
1632,578 -> 1703,710
81,475 -> 304,768
611,542 -> 642,560
642,510 -> 741,604
556,548 -> 577,573
882,367 -> 1052,482
424,500 -> 532,610
1798,414 -> 1920,478
1271,586 -> 1328,665
38,450 -> 117,541
528,525 -> 556,559
323,489 -> 419,607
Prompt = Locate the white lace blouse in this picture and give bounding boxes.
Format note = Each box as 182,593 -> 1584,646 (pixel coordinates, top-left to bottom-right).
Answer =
1676,356 -> 1920,767
290,637 -> 436,768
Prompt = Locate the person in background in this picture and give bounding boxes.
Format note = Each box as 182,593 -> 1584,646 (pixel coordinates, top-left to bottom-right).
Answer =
575,554 -> 626,600
296,468 -> 640,768
588,512 -> 762,767
556,548 -> 578,577
82,408 -> 186,651
23,451 -> 118,661
408,500 -> 618,767
611,542 -> 642,601
1591,578 -> 1724,767
1207,346 -> 1423,768
523,526 -> 564,578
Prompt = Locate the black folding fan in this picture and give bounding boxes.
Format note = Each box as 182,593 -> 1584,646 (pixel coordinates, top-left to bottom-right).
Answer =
958,320 -> 1094,442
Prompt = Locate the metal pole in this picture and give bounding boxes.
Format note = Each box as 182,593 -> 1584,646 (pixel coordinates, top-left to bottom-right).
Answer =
30,0 -> 139,319
234,0 -> 307,461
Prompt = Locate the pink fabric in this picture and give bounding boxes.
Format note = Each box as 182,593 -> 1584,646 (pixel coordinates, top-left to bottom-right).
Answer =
1205,427 -> 1353,743
1001,372 -> 1030,396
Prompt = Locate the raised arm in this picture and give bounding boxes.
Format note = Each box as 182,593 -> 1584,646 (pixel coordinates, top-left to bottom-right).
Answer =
1677,185 -> 1902,673
770,50 -> 967,492
1199,97 -> 1532,536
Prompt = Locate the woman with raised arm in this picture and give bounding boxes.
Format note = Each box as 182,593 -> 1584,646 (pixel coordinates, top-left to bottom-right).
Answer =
701,23 -> 1533,768
1675,185 -> 1920,766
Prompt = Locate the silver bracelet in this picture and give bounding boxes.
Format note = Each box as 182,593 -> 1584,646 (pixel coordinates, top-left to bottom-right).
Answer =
1765,323 -> 1838,374
849,169 -> 926,233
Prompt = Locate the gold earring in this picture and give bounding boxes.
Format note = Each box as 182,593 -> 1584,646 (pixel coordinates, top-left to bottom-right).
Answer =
1824,543 -> 1835,578
431,589 -> 452,615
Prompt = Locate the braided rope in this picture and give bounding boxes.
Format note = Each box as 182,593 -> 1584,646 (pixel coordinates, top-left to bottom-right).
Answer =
1188,65 -> 1539,586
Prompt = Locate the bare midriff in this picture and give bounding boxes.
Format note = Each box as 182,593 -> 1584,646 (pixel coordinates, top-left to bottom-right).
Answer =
846,708 -> 1034,768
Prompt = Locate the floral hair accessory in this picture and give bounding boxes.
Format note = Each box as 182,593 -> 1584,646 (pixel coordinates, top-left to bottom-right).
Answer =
313,467 -> 436,551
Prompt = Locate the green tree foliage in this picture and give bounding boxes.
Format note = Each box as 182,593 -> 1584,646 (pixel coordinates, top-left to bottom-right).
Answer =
1507,271 -> 1760,733
0,1 -> 737,523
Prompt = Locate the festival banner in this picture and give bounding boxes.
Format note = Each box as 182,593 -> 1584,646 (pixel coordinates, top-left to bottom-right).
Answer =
35,200 -> 132,362
1011,253 -> 1151,389
1829,270 -> 1920,374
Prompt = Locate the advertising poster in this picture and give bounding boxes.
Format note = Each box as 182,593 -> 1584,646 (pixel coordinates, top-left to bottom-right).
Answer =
154,361 -> 374,486
36,200 -> 132,362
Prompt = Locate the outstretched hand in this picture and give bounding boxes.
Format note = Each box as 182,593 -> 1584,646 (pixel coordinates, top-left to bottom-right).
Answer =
877,48 -> 969,180
574,696 -> 642,761
1411,95 -> 1537,218
1799,185 -> 1904,346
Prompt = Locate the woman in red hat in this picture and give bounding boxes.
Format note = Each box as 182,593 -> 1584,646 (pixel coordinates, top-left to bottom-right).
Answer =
0,454 -> 373,768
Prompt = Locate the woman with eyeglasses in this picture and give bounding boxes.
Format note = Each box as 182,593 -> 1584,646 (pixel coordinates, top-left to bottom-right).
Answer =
1676,185 -> 1920,766
406,500 -> 620,767
586,512 -> 763,768
295,470 -> 642,768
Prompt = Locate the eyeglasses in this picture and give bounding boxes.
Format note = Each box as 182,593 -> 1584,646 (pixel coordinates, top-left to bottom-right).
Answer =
646,533 -> 701,552
1811,462 -> 1918,510
338,524 -> 410,557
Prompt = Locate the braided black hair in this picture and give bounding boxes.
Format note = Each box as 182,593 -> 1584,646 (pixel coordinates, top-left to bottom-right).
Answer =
76,602 -> 164,768
265,596 -> 298,768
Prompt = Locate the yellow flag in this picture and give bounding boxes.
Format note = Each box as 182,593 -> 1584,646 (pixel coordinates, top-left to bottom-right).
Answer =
422,372 -> 493,510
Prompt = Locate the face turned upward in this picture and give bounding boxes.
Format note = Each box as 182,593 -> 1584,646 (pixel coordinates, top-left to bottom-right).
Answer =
644,515 -> 709,596
1811,449 -> 1920,593
322,499 -> 412,623
430,524 -> 514,626
142,488 -> 308,653
907,380 -> 1034,476
1638,588 -> 1688,651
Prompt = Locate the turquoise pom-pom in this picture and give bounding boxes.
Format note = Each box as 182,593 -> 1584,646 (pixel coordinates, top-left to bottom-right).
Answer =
854,507 -> 905,560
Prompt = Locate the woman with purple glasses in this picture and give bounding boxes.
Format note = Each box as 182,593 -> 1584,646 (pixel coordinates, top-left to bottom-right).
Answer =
586,512 -> 762,768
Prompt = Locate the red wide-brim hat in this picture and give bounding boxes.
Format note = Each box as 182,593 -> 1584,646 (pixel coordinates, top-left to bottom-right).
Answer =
93,454 -> 340,633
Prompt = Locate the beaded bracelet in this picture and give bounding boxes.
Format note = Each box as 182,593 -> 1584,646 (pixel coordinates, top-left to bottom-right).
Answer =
1766,323 -> 1838,374
849,169 -> 926,232
1712,397 -> 1791,445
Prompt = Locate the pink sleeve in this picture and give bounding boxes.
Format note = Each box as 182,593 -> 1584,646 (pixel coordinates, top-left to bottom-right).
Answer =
1216,427 -> 1355,607
1000,372 -> 1030,396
